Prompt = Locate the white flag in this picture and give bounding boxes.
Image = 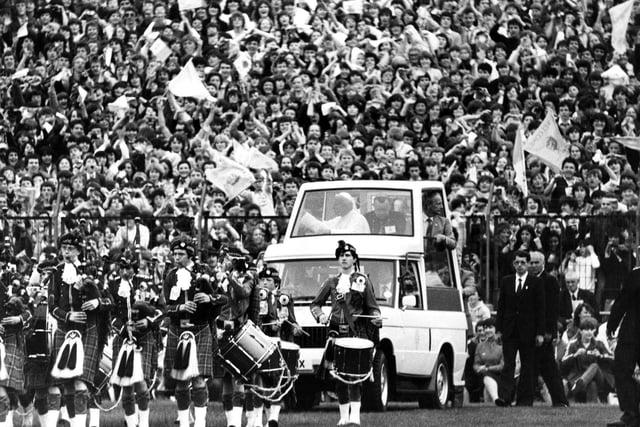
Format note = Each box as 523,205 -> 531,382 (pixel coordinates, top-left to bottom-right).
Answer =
245,147 -> 279,172
77,86 -> 88,103
168,59 -> 215,101
150,38 -> 172,62
233,51 -> 252,79
230,140 -> 250,165
522,111 -> 570,172
513,126 -> 529,197
205,152 -> 256,201
612,136 -> 640,151
609,0 -> 633,54
178,0 -> 205,11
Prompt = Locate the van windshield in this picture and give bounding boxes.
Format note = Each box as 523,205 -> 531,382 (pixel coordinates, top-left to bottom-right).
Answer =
268,259 -> 395,307
290,189 -> 413,237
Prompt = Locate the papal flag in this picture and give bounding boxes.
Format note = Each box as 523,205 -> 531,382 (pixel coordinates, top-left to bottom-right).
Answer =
609,0 -> 633,54
522,110 -> 570,172
205,151 -> 256,201
513,125 -> 529,197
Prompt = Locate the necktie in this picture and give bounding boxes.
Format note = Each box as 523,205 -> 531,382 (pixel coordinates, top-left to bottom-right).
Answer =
517,278 -> 522,293
572,294 -> 577,301
426,217 -> 433,237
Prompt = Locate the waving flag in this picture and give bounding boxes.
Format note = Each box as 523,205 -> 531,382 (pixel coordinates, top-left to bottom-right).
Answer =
609,0 -> 633,54
205,152 -> 255,201
513,126 -> 529,197
522,110 -> 570,172
168,59 -> 215,101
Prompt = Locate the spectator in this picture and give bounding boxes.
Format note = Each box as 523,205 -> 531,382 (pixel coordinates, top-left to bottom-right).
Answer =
467,289 -> 491,331
473,318 -> 504,404
560,317 -> 614,403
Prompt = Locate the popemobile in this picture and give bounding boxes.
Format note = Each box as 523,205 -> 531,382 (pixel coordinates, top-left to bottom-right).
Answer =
263,180 -> 468,411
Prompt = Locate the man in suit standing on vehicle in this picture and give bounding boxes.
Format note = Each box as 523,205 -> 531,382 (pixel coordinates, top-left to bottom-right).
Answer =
422,191 -> 456,251
606,267 -> 640,427
495,250 -> 545,407
529,251 -> 569,407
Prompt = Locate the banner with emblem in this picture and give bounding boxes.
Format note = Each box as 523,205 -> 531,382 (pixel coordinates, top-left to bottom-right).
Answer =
522,110 -> 570,172
205,151 -> 256,201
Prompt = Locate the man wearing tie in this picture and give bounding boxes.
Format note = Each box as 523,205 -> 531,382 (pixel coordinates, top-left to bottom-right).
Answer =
495,250 -> 545,407
529,251 -> 569,407
422,191 -> 456,251
558,270 -> 598,325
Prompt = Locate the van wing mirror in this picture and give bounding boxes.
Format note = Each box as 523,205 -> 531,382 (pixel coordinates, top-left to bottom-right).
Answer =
401,295 -> 417,310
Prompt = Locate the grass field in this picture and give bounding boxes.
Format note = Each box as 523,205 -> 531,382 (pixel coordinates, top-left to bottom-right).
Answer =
21,400 -> 620,427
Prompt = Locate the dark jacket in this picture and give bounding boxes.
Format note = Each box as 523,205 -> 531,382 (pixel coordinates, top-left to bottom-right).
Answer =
559,288 -> 598,324
537,271 -> 560,337
607,268 -> 640,344
496,273 -> 545,341
363,210 -> 407,235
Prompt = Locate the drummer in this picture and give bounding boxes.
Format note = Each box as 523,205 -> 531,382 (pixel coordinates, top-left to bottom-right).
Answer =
108,252 -> 165,427
163,237 -> 224,427
252,267 -> 302,427
310,240 -> 382,427
214,247 -> 259,427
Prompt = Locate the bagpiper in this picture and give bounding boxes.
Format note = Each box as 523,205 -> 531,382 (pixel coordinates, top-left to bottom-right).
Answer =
163,237 -> 226,427
108,251 -> 165,427
48,231 -> 111,427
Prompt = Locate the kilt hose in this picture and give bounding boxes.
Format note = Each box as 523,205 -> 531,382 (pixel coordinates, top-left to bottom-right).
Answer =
0,332 -> 25,392
163,323 -> 213,386
112,332 -> 158,384
50,323 -> 101,388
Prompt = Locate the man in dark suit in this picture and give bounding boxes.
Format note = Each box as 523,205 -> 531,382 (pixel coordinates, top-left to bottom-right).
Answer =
606,267 -> 640,427
558,270 -> 599,324
495,250 -> 545,406
529,251 -> 569,407
364,195 -> 407,235
422,191 -> 456,250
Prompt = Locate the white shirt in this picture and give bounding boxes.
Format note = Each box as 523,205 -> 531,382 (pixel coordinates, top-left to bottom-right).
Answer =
515,272 -> 528,292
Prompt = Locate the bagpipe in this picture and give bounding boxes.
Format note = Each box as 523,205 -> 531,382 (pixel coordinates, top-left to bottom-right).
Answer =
170,260 -> 215,382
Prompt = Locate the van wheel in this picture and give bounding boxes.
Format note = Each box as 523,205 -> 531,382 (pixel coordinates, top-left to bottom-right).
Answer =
363,350 -> 389,412
418,353 -> 450,409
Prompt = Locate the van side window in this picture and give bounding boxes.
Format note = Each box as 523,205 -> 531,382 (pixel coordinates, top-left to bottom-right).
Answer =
399,261 -> 423,310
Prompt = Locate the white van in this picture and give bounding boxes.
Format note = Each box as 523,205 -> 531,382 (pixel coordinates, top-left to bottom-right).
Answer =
263,181 -> 467,410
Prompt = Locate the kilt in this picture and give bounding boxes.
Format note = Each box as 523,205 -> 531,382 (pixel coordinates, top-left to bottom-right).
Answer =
50,323 -> 101,388
24,358 -> 50,390
0,333 -> 25,392
163,324 -> 213,384
112,332 -> 158,384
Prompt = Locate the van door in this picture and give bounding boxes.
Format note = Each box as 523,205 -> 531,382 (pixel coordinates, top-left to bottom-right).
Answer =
392,260 -> 431,376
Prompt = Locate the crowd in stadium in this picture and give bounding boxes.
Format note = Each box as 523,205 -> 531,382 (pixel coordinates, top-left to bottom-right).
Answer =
0,0 -> 638,420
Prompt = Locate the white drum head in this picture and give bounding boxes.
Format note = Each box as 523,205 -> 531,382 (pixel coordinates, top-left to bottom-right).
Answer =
280,341 -> 300,351
334,337 -> 374,350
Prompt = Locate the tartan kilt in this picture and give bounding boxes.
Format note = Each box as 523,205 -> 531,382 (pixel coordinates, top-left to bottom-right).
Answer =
50,323 -> 101,388
112,332 -> 158,384
163,324 -> 213,384
0,333 -> 25,392
24,358 -> 50,390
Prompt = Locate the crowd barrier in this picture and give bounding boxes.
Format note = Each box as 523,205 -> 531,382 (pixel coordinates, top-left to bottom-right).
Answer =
2,211 -> 638,308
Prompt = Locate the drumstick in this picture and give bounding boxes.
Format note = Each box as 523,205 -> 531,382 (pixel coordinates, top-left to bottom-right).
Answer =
284,319 -> 310,337
353,314 -> 388,319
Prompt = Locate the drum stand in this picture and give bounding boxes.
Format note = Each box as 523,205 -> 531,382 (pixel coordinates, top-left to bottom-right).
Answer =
330,368 -> 373,385
245,347 -> 298,402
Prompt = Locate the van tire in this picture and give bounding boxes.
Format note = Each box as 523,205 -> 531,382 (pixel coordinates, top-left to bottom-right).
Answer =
363,350 -> 389,412
418,353 -> 450,409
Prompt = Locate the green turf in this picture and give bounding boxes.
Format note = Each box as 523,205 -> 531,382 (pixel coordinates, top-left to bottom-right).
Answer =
16,401 -> 622,426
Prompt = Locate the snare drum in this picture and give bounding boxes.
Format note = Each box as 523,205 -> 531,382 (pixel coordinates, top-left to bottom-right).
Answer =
280,341 -> 300,379
218,320 -> 277,381
333,338 -> 374,383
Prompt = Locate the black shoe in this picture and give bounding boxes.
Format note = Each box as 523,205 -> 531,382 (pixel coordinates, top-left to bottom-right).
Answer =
552,403 -> 570,408
495,398 -> 509,407
268,421 -> 279,427
606,422 -> 637,427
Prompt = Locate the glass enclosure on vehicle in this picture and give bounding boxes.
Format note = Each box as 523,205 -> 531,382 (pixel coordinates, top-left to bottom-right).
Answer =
268,259 -> 395,307
290,188 -> 413,237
